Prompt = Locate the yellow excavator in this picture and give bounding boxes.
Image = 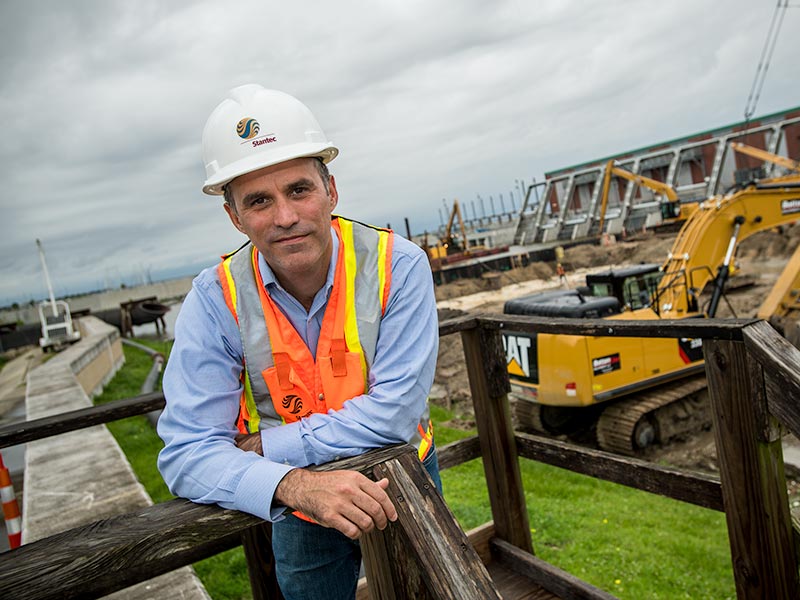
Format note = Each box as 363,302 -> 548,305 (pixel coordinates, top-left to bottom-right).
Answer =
596,160 -> 692,235
504,143 -> 800,454
426,199 -> 470,261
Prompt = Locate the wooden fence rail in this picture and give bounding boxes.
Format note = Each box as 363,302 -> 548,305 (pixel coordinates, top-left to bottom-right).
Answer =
0,315 -> 798,599
0,391 -> 165,449
0,445 -> 502,600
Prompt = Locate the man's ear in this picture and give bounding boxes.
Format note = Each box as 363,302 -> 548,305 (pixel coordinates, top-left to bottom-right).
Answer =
328,175 -> 339,211
224,202 -> 245,233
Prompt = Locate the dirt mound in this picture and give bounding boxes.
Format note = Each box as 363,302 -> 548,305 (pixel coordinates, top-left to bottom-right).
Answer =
434,262 -> 555,302
738,223 -> 800,259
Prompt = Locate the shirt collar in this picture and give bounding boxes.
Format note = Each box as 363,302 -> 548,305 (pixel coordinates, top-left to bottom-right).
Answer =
257,226 -> 338,304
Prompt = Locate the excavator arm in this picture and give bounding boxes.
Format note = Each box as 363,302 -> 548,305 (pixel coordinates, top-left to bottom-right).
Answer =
442,199 -> 469,254
597,160 -> 678,234
757,242 -> 800,335
655,176 -> 800,317
731,142 -> 800,174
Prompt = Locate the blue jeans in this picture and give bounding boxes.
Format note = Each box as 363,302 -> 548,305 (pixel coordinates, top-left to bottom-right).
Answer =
272,447 -> 442,600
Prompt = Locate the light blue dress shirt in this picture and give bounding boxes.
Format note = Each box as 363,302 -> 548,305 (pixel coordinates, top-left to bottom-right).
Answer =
157,227 -> 439,521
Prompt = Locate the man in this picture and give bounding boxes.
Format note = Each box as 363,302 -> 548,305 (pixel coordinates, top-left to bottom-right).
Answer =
157,84 -> 440,600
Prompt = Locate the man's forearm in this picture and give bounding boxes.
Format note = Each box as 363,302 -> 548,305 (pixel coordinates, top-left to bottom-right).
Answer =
235,432 -> 263,455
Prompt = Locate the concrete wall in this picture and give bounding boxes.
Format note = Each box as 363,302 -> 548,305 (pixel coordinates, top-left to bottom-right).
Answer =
2,275 -> 196,325
72,317 -> 125,397
22,316 -> 210,600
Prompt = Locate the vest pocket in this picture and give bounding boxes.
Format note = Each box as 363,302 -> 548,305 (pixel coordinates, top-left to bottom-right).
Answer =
318,351 -> 366,411
261,366 -> 313,422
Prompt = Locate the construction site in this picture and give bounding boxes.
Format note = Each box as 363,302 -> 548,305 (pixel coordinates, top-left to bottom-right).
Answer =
1,100 -> 800,599
425,106 -> 800,474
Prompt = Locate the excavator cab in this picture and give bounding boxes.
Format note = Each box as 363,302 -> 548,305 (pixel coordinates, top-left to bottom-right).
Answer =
584,264 -> 662,310
660,201 -> 682,221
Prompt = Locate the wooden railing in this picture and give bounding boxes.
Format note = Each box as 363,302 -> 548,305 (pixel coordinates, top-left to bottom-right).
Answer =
0,315 -> 798,599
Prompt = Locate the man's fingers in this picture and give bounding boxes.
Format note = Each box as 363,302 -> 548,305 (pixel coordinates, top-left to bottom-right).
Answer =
364,477 -> 397,523
274,469 -> 398,538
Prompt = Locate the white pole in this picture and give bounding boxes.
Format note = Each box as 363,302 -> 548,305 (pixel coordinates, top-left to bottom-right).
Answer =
36,239 -> 58,317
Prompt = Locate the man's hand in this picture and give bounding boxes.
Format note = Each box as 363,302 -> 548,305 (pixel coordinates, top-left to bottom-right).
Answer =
235,432 -> 263,455
274,469 -> 398,539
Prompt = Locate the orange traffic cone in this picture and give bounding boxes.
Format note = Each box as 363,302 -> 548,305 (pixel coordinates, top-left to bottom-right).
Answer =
0,452 -> 21,549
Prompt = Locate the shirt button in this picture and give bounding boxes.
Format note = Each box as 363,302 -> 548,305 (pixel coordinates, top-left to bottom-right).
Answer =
318,393 -> 324,401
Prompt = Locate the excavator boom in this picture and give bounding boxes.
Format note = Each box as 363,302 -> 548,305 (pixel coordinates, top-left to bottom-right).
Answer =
731,142 -> 800,174
656,176 -> 800,317
597,160 -> 678,234
757,242 -> 800,322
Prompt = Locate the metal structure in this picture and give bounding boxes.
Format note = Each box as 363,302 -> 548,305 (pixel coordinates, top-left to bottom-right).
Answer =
514,108 -> 800,244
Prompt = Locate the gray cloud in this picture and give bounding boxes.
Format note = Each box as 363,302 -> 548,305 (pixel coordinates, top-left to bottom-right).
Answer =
1,0 -> 798,305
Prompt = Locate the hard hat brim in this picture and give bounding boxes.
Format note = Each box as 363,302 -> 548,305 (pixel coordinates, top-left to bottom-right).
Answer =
202,142 -> 338,196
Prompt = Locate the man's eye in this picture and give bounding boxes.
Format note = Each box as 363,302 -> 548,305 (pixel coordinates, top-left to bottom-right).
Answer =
291,186 -> 309,196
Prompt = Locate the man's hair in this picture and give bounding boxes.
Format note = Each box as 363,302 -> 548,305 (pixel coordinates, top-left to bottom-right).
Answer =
223,158 -> 330,210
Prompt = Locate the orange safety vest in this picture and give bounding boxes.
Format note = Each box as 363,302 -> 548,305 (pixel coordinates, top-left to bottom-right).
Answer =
218,216 -> 433,461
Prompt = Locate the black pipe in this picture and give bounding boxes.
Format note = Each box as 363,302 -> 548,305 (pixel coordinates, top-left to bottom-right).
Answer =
708,215 -> 745,317
121,339 -> 165,429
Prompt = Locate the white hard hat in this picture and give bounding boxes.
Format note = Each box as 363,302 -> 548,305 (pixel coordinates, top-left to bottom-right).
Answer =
201,84 -> 338,195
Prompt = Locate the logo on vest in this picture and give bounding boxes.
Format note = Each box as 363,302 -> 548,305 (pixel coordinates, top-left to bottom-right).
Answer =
282,394 -> 303,415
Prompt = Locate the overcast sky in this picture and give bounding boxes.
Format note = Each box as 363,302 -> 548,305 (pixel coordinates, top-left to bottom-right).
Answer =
1,1 -> 798,305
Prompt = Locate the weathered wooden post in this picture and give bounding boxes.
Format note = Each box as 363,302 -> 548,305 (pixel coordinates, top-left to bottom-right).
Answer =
460,320 -> 532,554
361,447 -> 501,600
705,327 -> 799,599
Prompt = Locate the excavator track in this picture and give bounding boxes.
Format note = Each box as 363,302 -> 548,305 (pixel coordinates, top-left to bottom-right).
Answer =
596,375 -> 709,456
510,392 -> 546,433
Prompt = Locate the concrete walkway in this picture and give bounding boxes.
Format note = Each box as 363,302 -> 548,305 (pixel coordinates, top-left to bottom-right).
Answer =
0,347 -> 43,423
1,324 -> 210,599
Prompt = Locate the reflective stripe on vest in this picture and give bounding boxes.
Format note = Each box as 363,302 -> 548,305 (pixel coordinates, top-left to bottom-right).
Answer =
218,216 -> 433,459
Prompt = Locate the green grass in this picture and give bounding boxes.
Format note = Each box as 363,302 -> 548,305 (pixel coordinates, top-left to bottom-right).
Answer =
95,339 -> 174,503
430,405 -> 735,599
98,356 -> 735,600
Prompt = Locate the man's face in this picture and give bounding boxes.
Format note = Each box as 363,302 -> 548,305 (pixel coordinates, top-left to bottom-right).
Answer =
224,158 -> 338,284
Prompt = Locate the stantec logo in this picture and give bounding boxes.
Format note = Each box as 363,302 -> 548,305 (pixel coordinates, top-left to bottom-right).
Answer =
236,118 -> 260,140
281,394 -> 303,415
252,136 -> 277,147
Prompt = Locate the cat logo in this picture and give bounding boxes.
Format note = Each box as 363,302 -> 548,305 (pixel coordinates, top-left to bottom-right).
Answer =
503,333 -> 532,379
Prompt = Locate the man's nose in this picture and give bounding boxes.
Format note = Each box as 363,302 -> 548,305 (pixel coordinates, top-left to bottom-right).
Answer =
273,197 -> 300,228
